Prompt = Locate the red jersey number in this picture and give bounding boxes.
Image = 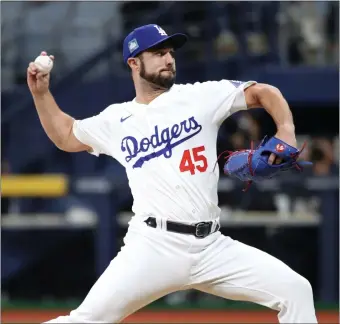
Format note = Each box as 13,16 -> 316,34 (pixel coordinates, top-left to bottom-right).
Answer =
179,146 -> 208,175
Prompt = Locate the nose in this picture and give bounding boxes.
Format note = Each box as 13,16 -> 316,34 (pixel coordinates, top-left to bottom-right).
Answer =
165,52 -> 174,65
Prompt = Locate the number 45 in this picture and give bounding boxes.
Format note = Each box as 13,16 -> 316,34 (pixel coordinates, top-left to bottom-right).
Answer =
179,146 -> 208,175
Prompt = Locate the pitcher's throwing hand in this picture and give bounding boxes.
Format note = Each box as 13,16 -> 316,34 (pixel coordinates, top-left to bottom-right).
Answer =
27,51 -> 54,96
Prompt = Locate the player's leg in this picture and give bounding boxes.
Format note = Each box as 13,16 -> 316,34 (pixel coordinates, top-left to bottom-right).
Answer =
43,227 -> 191,323
191,234 -> 317,323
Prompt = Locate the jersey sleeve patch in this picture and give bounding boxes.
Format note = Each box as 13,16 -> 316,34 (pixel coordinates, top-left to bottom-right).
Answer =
230,80 -> 245,88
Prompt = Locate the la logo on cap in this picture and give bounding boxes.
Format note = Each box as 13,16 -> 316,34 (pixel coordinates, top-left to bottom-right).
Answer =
154,25 -> 167,36
128,38 -> 139,53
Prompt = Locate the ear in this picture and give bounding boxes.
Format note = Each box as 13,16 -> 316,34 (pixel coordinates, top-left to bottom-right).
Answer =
127,57 -> 139,71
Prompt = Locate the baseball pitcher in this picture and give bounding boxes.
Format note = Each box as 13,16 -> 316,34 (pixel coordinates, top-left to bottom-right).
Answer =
27,24 -> 316,323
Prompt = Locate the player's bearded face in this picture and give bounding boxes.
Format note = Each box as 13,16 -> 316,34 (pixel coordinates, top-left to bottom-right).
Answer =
139,53 -> 176,90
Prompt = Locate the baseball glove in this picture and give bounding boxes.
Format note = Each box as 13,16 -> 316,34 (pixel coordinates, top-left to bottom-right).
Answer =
220,136 -> 312,191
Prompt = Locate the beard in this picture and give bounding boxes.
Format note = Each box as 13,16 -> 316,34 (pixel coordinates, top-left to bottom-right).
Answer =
139,60 -> 176,90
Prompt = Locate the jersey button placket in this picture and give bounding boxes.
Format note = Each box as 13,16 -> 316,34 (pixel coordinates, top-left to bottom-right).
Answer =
145,111 -> 158,162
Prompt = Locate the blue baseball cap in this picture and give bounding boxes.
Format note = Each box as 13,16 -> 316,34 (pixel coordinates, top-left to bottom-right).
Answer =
123,24 -> 188,64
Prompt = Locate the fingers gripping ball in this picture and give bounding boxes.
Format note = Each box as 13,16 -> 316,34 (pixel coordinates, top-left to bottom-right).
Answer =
221,136 -> 312,191
34,55 -> 53,74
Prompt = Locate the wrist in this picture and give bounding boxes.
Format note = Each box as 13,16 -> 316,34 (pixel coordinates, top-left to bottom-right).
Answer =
32,90 -> 50,101
275,124 -> 297,148
277,124 -> 295,134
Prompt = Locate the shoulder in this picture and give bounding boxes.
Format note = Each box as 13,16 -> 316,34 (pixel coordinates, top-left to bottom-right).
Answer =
174,80 -> 246,93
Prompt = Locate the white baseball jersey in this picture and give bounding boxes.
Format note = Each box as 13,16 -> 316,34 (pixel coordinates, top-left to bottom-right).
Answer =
73,80 -> 256,223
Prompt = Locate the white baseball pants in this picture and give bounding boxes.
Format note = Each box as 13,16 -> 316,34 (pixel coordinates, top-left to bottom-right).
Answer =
44,219 -> 317,323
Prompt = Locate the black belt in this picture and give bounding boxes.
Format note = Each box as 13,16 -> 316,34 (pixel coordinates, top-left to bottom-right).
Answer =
144,217 -> 220,239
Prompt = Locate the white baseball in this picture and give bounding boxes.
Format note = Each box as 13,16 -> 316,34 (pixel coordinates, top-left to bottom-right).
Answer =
34,55 -> 53,73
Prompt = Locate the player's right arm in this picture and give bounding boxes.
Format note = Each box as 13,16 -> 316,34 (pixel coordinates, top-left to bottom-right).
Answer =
27,53 -> 90,153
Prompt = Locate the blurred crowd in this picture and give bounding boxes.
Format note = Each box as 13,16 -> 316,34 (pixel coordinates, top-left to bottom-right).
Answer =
120,1 -> 339,66
2,1 -> 338,89
282,1 -> 339,65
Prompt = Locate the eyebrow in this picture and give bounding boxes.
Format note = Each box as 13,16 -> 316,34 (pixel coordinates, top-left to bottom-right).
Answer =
148,42 -> 175,52
150,48 -> 175,55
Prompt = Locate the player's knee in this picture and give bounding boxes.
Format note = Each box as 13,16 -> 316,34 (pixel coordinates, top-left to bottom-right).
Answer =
283,271 -> 313,303
296,275 -> 314,301
293,274 -> 313,297
299,276 -> 313,297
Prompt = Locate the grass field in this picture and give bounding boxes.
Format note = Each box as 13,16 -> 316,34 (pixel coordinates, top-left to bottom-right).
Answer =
2,309 -> 339,323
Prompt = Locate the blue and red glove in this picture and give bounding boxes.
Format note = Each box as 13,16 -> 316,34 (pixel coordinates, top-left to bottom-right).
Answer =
222,136 -> 312,191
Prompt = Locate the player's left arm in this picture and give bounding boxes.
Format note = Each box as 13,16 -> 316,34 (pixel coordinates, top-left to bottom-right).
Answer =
244,83 -> 296,150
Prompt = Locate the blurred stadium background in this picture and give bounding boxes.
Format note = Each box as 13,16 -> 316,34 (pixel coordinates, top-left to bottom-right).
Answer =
1,1 -> 339,323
